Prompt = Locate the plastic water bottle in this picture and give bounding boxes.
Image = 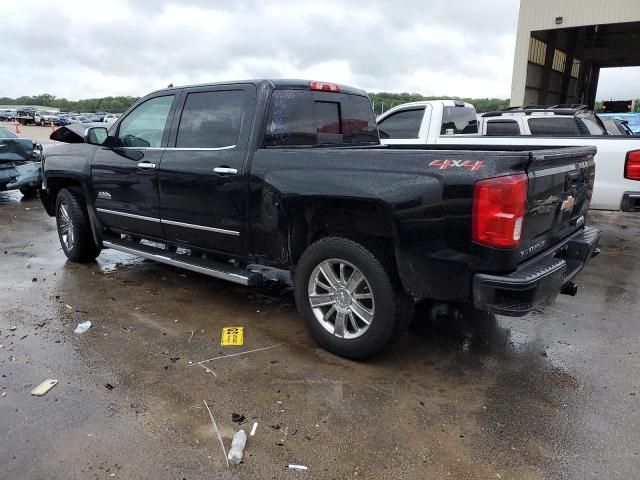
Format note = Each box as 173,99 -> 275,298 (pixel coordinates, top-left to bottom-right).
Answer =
227,430 -> 247,465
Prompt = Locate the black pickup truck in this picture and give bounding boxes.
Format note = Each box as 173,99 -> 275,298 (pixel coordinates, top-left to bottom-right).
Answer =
40,79 -> 600,359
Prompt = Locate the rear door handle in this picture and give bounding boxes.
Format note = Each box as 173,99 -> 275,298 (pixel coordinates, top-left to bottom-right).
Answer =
137,162 -> 156,169
213,167 -> 238,175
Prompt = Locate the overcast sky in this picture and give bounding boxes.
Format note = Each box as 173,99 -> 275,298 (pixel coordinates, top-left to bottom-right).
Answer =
2,0 -> 639,101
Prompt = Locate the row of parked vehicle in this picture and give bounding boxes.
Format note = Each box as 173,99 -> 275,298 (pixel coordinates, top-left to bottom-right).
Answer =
0,108 -> 120,126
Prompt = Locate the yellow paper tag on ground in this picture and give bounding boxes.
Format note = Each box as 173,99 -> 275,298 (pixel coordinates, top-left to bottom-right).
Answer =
221,327 -> 244,346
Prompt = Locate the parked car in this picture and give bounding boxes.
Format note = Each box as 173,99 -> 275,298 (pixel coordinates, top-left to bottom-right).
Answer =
67,115 -> 92,124
600,117 -> 635,136
103,114 -> 119,124
94,111 -> 109,122
377,101 -> 640,212
478,105 -> 609,136
34,110 -> 60,127
39,79 -> 600,359
0,126 -> 42,197
0,109 -> 16,121
80,113 -> 101,122
55,114 -> 72,127
598,113 -> 640,134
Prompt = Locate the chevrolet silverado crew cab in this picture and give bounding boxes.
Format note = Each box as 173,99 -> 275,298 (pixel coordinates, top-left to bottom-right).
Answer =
40,80 -> 600,359
378,101 -> 640,212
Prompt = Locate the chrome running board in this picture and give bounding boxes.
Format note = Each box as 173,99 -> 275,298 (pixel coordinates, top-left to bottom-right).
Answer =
103,239 -> 260,286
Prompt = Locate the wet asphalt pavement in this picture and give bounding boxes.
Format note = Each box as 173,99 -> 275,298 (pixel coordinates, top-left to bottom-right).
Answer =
1,188 -> 639,480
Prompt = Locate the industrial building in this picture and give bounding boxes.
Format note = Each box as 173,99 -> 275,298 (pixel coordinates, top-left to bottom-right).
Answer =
511,0 -> 640,108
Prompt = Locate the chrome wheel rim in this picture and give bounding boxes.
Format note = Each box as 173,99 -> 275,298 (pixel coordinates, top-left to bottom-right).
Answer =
308,259 -> 375,339
58,201 -> 74,250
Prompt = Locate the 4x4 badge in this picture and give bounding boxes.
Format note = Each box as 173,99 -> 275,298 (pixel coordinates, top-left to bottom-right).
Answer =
97,191 -> 111,200
429,159 -> 485,171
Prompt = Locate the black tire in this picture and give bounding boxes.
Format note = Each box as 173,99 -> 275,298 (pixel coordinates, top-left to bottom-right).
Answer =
55,188 -> 100,263
19,186 -> 39,198
294,236 -> 413,360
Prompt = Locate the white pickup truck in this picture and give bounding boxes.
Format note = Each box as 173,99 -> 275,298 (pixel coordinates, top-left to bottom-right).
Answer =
377,101 -> 640,211
34,110 -> 60,127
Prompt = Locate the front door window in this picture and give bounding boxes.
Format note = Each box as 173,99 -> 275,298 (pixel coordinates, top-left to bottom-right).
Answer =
117,95 -> 174,148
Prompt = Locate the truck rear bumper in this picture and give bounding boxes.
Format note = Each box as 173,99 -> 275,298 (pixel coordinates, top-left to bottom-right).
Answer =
472,226 -> 601,316
621,192 -> 640,212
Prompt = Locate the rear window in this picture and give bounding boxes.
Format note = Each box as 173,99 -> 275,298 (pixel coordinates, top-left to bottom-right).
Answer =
441,106 -> 478,134
485,120 -> 521,136
527,117 -> 581,136
264,90 -> 378,147
377,108 -> 424,139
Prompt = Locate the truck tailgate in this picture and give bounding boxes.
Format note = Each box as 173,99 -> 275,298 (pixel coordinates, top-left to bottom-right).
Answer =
520,146 -> 596,261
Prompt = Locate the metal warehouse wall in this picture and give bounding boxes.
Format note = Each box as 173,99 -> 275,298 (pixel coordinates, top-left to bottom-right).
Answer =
511,0 -> 640,106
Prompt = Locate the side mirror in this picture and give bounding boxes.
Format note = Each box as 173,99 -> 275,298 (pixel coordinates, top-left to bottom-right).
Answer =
85,127 -> 109,146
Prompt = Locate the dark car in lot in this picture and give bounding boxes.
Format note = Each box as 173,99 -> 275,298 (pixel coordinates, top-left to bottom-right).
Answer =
0,109 -> 16,121
0,126 -> 42,197
55,114 -> 72,126
39,79 -> 600,358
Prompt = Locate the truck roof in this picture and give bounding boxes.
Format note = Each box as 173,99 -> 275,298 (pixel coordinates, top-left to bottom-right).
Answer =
380,100 -> 476,110
147,79 -> 369,98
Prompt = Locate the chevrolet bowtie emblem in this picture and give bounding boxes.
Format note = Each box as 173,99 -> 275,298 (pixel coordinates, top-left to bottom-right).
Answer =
561,195 -> 575,212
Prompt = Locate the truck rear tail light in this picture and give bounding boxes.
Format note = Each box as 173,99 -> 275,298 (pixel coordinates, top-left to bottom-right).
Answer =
310,81 -> 341,93
625,150 -> 640,180
472,174 -> 528,248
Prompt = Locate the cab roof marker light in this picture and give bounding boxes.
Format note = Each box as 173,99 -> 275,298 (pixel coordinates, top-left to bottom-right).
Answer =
310,82 -> 341,93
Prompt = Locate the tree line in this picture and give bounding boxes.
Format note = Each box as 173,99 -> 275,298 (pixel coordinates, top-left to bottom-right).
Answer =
0,94 -> 139,113
2,92 -> 637,115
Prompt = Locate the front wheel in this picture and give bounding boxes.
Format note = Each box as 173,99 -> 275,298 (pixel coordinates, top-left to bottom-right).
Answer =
55,188 -> 101,262
294,237 -> 413,359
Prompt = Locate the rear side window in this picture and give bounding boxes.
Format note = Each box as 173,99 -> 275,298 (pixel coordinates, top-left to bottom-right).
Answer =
441,106 -> 478,134
578,115 -> 606,136
377,109 -> 424,139
264,90 -> 378,146
527,117 -> 581,136
485,120 -> 521,136
176,90 -> 246,148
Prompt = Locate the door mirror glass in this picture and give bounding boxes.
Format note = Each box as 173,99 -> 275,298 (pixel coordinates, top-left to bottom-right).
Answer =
85,127 -> 109,145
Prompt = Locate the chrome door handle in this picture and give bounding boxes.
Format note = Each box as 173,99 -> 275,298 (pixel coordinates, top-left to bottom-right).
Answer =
213,167 -> 238,175
137,162 -> 156,169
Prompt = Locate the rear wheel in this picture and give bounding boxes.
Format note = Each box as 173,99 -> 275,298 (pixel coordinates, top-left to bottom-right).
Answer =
55,188 -> 100,262
294,236 -> 413,359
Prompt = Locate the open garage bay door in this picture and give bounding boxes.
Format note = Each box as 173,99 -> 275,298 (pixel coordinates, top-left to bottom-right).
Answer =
521,22 -> 640,108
